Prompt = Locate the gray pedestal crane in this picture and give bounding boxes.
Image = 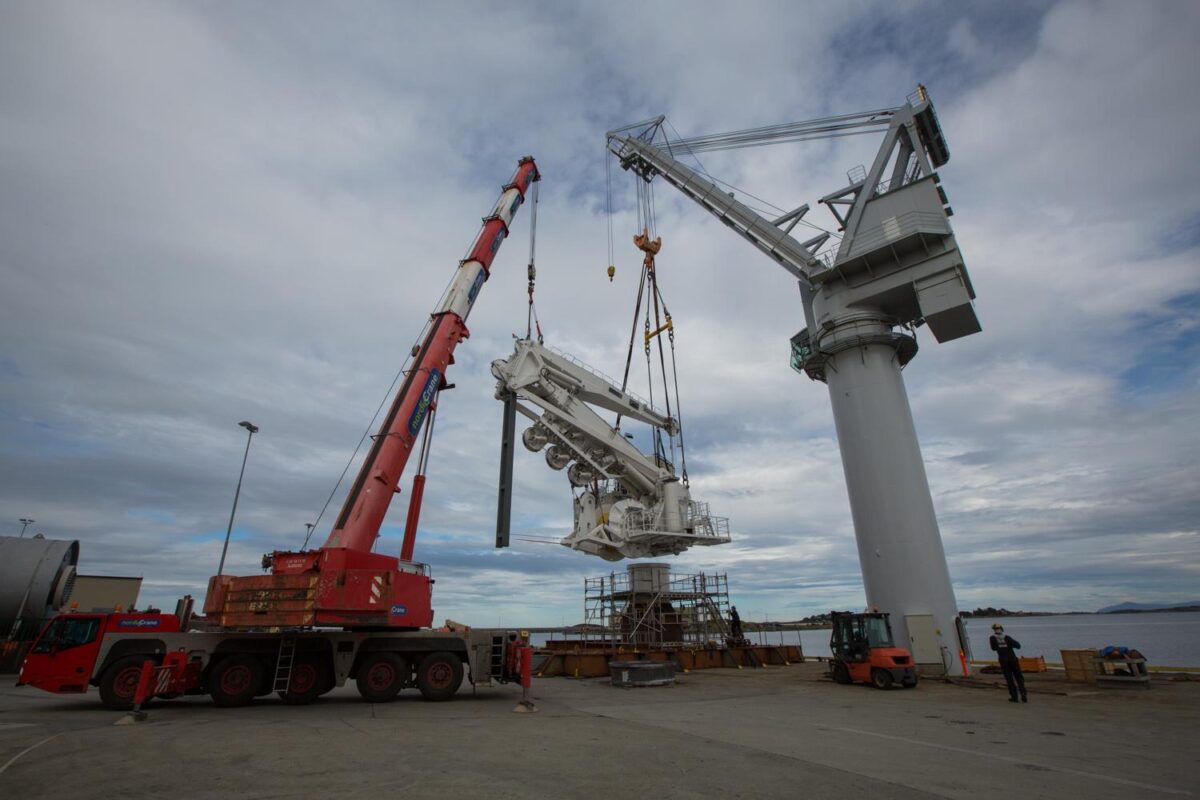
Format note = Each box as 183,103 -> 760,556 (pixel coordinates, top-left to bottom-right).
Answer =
606,87 -> 980,676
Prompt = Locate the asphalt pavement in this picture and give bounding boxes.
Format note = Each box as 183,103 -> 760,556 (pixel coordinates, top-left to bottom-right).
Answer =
1,662 -> 1196,799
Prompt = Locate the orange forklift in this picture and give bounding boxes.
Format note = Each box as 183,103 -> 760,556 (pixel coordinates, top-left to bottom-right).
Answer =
829,611 -> 918,689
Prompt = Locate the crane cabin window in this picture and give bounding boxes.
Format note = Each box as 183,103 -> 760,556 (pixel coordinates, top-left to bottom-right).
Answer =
32,617 -> 101,653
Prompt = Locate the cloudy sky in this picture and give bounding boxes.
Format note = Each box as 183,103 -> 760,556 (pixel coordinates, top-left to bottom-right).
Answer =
2,1 -> 1197,625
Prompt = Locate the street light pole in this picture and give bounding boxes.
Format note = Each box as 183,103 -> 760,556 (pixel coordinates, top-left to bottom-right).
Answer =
217,421 -> 259,576
18,518 -> 34,538
302,523 -> 316,550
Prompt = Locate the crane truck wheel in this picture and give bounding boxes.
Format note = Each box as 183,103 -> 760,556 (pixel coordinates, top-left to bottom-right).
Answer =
279,657 -> 330,705
416,651 -> 464,702
209,655 -> 262,707
355,652 -> 408,702
99,655 -> 156,710
830,661 -> 852,685
871,668 -> 894,690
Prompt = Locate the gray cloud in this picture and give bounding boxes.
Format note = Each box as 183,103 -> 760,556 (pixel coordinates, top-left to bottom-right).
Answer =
2,1 -> 1198,625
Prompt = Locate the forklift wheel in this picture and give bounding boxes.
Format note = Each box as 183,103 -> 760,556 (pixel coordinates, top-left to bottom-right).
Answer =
902,676 -> 919,689
831,661 -> 852,685
871,668 -> 894,690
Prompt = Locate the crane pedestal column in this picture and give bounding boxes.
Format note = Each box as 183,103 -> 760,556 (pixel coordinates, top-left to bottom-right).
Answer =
820,317 -> 965,676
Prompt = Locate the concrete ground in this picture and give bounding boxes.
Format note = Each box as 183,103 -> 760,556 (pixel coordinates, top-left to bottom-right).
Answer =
1,663 -> 1196,799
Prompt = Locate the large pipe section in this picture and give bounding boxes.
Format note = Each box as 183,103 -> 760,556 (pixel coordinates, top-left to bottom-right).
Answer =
326,158 -> 539,554
0,536 -> 79,639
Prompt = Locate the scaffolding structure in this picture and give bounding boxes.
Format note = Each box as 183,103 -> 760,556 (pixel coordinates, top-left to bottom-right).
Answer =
582,564 -> 733,650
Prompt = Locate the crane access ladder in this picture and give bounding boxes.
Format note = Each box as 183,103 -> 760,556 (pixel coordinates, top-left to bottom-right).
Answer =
272,636 -> 297,693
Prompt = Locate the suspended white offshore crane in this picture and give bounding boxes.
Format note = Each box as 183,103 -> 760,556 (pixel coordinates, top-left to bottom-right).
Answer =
491,339 -> 731,561
604,87 -> 980,676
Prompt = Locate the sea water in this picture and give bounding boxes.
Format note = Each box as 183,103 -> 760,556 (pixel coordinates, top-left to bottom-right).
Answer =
535,611 -> 1200,666
781,611 -> 1200,667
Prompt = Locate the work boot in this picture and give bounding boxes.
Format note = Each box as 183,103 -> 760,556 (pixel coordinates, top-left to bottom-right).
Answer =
1021,693 -> 1028,703
1008,697 -> 1018,703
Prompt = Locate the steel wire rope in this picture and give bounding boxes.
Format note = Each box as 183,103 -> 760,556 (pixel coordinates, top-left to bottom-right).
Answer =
526,179 -> 543,342
660,286 -> 689,486
605,150 -> 615,275
638,162 -> 684,474
658,119 -> 842,242
648,268 -> 675,468
615,261 -> 648,429
663,109 -> 897,154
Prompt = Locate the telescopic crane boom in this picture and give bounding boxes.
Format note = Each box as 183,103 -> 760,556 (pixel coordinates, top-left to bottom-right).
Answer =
204,157 -> 539,631
326,157 -> 540,556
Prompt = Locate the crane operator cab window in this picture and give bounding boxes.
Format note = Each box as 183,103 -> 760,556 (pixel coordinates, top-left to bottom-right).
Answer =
32,617 -> 100,653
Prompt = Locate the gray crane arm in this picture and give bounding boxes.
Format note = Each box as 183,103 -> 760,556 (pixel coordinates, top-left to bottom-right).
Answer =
606,135 -> 829,284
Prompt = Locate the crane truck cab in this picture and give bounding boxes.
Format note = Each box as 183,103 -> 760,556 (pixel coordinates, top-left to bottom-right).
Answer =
829,610 -> 918,689
17,612 -> 181,701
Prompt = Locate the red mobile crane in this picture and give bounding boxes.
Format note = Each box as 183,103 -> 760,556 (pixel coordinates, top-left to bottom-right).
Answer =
18,158 -> 540,710
206,155 -> 539,631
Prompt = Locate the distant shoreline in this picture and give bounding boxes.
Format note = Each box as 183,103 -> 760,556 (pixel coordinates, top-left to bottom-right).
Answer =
755,606 -> 1200,632
1101,605 -> 1200,614
530,607 -> 1200,635
960,605 -> 1200,618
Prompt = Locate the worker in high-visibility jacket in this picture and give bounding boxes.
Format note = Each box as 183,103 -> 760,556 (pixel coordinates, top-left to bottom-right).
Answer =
990,623 -> 1027,703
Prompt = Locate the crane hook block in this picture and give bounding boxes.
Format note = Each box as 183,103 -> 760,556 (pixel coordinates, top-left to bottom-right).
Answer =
607,265 -> 615,282
633,230 -> 662,256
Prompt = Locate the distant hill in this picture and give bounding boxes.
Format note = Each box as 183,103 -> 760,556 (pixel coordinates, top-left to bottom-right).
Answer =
1097,601 -> 1200,613
959,607 -> 1067,618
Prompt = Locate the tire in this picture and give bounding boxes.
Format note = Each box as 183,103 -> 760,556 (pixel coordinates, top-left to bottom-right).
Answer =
416,651 -> 464,702
902,675 -> 919,689
871,668 -> 894,690
278,656 -> 330,705
209,655 -> 261,707
355,652 -> 408,703
99,656 -> 155,711
831,661 -> 852,685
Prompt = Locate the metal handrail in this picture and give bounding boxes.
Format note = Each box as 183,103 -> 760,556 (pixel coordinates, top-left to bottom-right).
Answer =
621,501 -> 731,539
